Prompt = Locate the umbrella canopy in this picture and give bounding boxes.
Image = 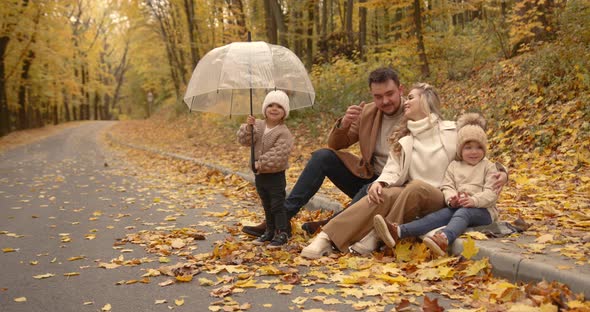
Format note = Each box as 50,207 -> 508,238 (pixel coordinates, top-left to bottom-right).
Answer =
183,41 -> 315,116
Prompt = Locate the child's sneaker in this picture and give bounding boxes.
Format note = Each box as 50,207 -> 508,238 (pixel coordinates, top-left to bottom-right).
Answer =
252,230 -> 274,245
267,232 -> 289,249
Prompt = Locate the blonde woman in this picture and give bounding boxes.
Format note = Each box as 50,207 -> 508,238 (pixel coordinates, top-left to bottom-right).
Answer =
301,83 -> 507,259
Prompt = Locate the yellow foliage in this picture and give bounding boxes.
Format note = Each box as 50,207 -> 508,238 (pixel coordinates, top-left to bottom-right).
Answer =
462,237 -> 479,259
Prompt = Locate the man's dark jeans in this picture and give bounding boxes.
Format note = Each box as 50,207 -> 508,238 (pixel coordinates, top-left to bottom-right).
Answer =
285,148 -> 376,219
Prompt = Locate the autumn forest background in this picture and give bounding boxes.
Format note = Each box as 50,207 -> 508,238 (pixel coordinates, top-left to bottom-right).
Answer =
1,0 -> 589,212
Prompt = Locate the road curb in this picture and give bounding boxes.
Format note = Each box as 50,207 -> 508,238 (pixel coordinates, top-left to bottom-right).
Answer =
106,134 -> 590,298
106,133 -> 343,213
451,240 -> 589,297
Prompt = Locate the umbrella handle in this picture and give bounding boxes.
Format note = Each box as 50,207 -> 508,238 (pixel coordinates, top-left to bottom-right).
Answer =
250,125 -> 256,173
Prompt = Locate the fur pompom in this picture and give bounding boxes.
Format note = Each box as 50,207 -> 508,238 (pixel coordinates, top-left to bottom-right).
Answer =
456,113 -> 486,131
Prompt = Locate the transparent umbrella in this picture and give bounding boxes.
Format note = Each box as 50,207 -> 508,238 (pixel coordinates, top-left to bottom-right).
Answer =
183,41 -> 315,116
183,39 -> 315,172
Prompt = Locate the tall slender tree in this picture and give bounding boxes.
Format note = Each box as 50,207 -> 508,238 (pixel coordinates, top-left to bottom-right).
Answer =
0,0 -> 30,136
413,0 -> 430,77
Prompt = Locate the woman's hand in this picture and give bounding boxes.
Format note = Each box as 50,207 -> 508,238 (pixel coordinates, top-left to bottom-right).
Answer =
367,182 -> 385,204
492,171 -> 508,194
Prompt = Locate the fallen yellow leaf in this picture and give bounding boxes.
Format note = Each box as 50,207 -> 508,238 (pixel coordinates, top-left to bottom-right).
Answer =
158,257 -> 170,263
175,275 -> 193,282
198,278 -> 214,286
462,237 -> 479,259
535,234 -> 553,244
33,273 -> 55,279
376,274 -> 408,284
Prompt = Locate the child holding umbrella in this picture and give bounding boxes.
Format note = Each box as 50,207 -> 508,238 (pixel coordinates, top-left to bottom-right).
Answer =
237,90 -> 294,248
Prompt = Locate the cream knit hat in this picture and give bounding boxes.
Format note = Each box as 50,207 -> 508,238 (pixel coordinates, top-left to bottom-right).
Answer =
456,113 -> 488,160
262,90 -> 290,119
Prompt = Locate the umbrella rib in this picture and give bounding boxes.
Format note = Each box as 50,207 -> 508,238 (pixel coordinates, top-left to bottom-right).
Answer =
229,89 -> 234,118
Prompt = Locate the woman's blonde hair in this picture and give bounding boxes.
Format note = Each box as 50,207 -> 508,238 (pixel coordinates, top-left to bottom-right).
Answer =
389,83 -> 443,155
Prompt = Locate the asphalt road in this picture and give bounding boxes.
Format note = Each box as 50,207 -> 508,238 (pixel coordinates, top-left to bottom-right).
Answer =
1,121 -> 460,312
0,121 -> 236,312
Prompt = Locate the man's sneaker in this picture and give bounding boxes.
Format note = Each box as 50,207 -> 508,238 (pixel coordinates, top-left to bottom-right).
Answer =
242,221 -> 267,237
252,230 -> 274,245
267,232 -> 289,249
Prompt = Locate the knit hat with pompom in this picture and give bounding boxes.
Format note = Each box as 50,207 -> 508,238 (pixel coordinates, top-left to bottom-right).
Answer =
456,113 -> 488,160
262,90 -> 290,119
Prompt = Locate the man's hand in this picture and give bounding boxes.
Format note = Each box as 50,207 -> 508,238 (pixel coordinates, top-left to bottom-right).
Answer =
367,182 -> 385,204
339,102 -> 365,129
491,171 -> 508,195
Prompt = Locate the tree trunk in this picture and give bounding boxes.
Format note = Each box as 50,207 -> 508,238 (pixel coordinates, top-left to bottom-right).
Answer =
394,8 -> 402,40
62,88 -> 71,122
148,1 -> 187,98
345,0 -> 354,44
269,0 -> 288,47
0,0 -> 31,136
306,0 -> 314,68
0,36 -> 10,136
17,50 -> 34,130
93,91 -> 99,120
413,0 -> 430,78
294,5 -> 303,56
53,103 -> 58,125
183,0 -> 199,68
231,0 -> 247,39
358,0 -> 367,60
112,42 -> 129,113
80,63 -> 89,120
264,0 -> 278,43
320,0 -> 328,60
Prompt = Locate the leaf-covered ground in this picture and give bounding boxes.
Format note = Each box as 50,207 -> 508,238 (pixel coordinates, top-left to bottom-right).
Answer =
102,101 -> 589,310
2,51 -> 589,311
102,49 -> 590,309
1,117 -> 588,311
108,96 -> 590,260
